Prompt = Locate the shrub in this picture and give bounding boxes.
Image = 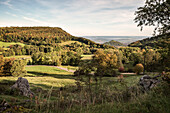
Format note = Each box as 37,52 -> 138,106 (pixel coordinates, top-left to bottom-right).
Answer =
0,55 -> 4,75
162,72 -> 170,84
119,67 -> 124,72
134,63 -> 144,75
3,58 -> 27,76
103,69 -> 119,77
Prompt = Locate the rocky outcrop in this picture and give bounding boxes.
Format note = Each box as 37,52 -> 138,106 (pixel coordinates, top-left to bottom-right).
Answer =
11,77 -> 34,97
139,75 -> 161,91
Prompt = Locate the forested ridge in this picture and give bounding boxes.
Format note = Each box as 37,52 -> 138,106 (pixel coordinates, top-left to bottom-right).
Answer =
128,33 -> 170,49
0,27 -> 114,49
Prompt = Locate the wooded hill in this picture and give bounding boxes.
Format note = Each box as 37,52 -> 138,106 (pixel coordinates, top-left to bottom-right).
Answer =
104,40 -> 125,47
0,27 -> 114,49
128,33 -> 170,49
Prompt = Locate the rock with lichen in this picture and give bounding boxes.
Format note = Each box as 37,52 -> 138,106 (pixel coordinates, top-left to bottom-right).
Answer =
11,77 -> 34,97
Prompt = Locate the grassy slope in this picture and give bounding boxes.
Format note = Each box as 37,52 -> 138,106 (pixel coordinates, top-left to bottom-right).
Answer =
58,41 -> 83,46
81,54 -> 94,60
0,66 -> 75,90
59,65 -> 79,71
4,55 -> 31,59
0,41 -> 25,48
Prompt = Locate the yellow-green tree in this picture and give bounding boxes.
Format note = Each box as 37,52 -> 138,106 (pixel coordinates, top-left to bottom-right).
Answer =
134,63 -> 144,75
93,49 -> 118,77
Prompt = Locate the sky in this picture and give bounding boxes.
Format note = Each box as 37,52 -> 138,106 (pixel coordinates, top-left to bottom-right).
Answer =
0,0 -> 155,36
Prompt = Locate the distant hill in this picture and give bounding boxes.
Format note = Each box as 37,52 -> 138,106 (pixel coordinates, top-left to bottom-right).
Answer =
128,33 -> 170,49
104,40 -> 125,47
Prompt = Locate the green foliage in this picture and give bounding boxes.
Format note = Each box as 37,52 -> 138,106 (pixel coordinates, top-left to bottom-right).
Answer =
31,52 -> 61,66
3,58 -> 27,76
92,49 -> 118,76
134,63 -> 144,75
0,55 -> 4,74
3,49 -> 15,57
144,49 -> 161,71
128,33 -> 170,49
0,27 -> 115,52
75,49 -> 120,78
134,0 -> 170,34
61,51 -> 81,66
129,51 -> 143,65
31,51 -> 81,66
159,45 -> 170,71
10,60 -> 27,76
0,27 -> 72,45
162,72 -> 170,84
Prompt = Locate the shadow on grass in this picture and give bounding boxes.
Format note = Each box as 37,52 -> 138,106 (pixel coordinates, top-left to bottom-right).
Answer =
0,79 -> 16,86
0,79 -> 61,96
26,71 -> 75,79
29,83 -> 61,91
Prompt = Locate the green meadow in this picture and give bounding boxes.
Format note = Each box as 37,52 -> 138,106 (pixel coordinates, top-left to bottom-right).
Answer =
0,41 -> 25,48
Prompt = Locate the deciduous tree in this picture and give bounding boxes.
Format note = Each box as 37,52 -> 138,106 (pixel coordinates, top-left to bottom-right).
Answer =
134,0 -> 170,34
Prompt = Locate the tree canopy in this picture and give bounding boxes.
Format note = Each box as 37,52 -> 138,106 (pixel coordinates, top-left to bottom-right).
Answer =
134,0 -> 170,34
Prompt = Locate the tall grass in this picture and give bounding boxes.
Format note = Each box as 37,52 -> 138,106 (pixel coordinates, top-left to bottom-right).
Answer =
32,80 -> 169,113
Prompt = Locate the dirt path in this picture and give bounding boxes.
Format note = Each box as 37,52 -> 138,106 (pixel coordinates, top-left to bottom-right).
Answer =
26,65 -> 75,73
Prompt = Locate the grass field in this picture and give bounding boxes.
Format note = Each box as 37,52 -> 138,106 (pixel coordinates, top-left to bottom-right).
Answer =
24,65 -> 141,90
0,65 -> 140,92
25,65 -> 73,76
0,66 -> 75,90
58,41 -> 83,46
59,65 -> 79,71
5,55 -> 31,59
0,41 -> 25,48
81,54 -> 94,60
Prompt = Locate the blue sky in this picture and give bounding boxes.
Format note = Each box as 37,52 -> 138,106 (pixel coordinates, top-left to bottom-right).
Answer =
0,0 -> 154,36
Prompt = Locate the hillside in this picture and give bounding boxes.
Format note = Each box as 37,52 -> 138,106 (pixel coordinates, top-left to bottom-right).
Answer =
104,40 -> 125,47
0,27 -> 114,49
128,33 -> 170,49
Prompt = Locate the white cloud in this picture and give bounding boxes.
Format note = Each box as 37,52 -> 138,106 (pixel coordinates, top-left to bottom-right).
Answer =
0,0 -> 21,11
23,16 -> 51,26
6,12 -> 18,17
34,0 -> 148,36
0,0 -> 12,8
1,0 -> 152,36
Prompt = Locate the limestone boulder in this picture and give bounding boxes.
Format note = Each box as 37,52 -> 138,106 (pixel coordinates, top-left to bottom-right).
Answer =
139,75 -> 160,91
11,77 -> 34,97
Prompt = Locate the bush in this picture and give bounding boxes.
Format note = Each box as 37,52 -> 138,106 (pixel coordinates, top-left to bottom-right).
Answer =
103,69 -> 119,77
134,63 -> 144,75
118,67 -> 124,72
0,55 -> 4,75
3,58 -> 27,76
